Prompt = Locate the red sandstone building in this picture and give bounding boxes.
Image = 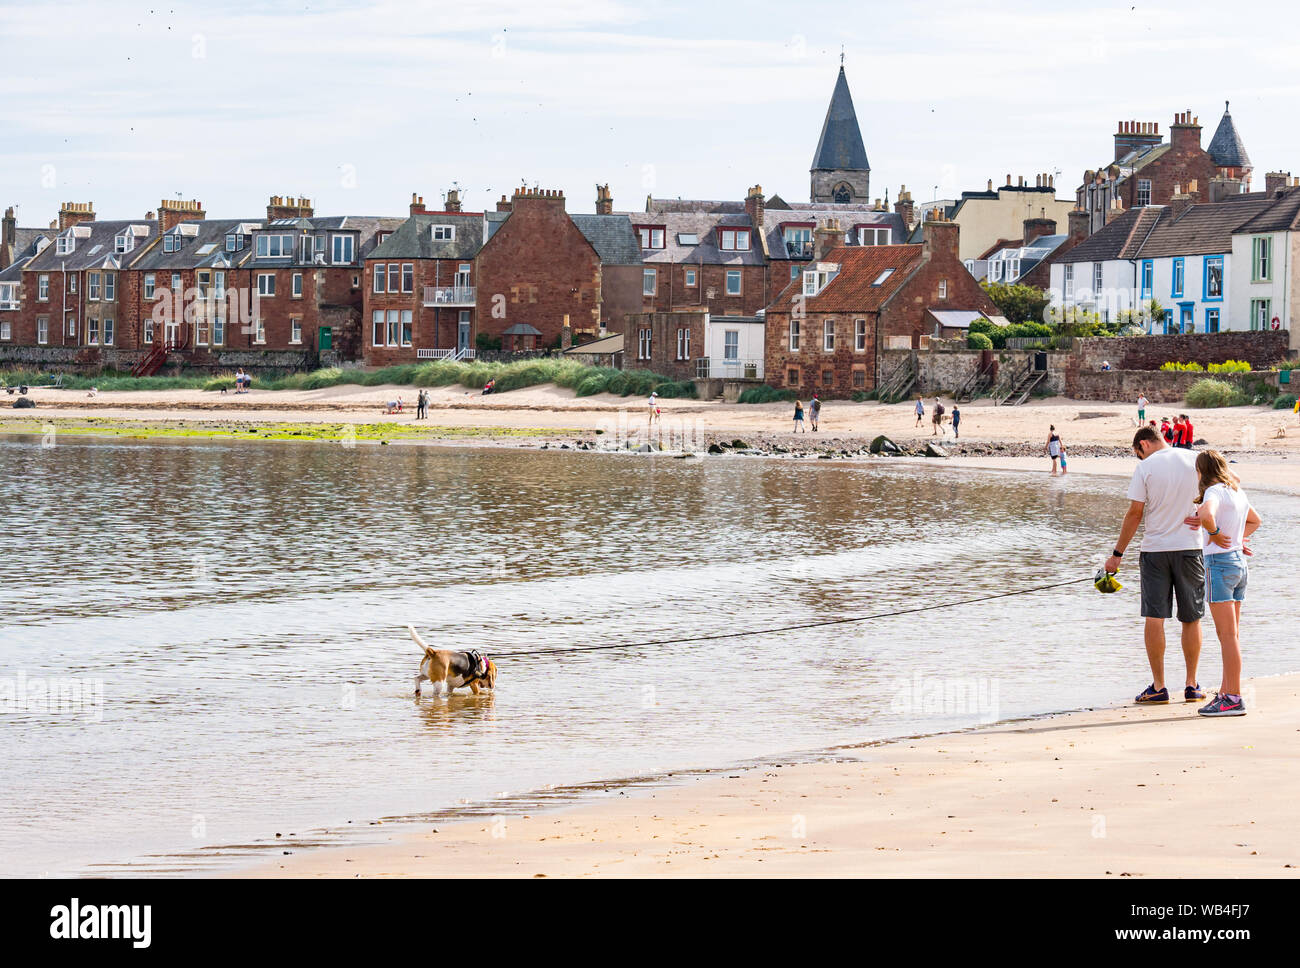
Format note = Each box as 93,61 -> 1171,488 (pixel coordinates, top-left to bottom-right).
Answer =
763,216 -> 998,397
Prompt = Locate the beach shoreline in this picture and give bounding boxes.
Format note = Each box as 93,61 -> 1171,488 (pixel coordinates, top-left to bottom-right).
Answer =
232,673 -> 1300,879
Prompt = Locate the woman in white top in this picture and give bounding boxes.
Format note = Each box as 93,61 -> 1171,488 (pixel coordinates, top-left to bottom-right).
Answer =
1045,425 -> 1063,475
1192,450 -> 1262,716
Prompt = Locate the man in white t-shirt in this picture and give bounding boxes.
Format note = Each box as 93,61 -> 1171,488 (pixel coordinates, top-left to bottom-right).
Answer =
1103,424 -> 1205,705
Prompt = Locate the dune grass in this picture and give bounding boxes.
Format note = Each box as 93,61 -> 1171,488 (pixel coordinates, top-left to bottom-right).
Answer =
1,359 -> 697,399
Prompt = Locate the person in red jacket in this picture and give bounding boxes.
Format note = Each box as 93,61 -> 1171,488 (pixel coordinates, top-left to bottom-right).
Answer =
1180,414 -> 1195,448
1171,415 -> 1186,448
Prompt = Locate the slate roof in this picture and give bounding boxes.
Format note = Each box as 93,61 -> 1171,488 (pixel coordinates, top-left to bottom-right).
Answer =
1,230 -> 50,281
985,234 -> 1070,275
645,198 -> 744,214
626,211 -> 765,266
132,218 -> 261,271
768,244 -> 924,314
25,219 -> 159,272
1138,196 -> 1276,257
761,206 -> 905,259
250,215 -> 405,266
1207,102 -> 1251,170
811,67 -> 870,172
1053,208 -> 1158,264
369,212 -> 484,261
570,214 -> 643,266
1231,187 -> 1300,234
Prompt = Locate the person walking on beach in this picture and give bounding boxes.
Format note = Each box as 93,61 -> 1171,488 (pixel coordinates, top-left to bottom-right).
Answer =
1103,425 -> 1205,706
932,397 -> 946,436
416,389 -> 428,420
1046,425 -> 1063,475
809,393 -> 821,432
1137,392 -> 1148,426
914,396 -> 924,427
647,391 -> 661,431
1189,450 -> 1261,716
793,399 -> 805,432
951,405 -> 961,439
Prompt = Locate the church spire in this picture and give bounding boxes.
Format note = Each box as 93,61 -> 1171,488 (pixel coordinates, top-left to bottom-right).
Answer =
811,65 -> 870,204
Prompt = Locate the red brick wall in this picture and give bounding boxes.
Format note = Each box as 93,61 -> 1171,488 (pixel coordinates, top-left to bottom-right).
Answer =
474,191 -> 600,348
248,266 -> 362,355
1070,330 -> 1289,375
17,268 -> 79,347
877,227 -> 999,347
622,310 -> 708,381
362,258 -> 477,366
638,263 -> 769,316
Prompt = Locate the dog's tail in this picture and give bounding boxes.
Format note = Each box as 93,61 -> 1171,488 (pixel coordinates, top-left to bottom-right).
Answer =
407,624 -> 438,657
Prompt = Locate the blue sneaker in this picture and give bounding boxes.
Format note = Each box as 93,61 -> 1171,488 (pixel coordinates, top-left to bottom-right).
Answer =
1135,684 -> 1169,705
1185,683 -> 1206,702
1198,693 -> 1246,717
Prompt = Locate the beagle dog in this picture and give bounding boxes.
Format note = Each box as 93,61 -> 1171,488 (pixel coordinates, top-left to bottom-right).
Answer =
408,625 -> 498,697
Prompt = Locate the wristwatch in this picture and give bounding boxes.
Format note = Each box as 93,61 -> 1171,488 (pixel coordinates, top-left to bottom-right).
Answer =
1112,548 -> 1124,558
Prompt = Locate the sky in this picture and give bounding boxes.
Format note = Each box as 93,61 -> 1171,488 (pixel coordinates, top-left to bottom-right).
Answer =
1,0 -> 1298,226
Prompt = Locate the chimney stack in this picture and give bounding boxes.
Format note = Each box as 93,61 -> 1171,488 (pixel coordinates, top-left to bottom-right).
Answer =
2,207 -> 14,248
1067,208 -> 1090,243
157,198 -> 206,233
1022,217 -> 1057,244
595,183 -> 613,215
894,185 -> 915,229
743,184 -> 764,232
410,193 -> 427,216
57,201 -> 96,231
921,214 -> 960,262
445,188 -> 462,213
1265,171 -> 1291,196
1114,119 -> 1163,161
1169,110 -> 1202,153
812,218 -> 842,261
496,194 -> 512,212
266,195 -> 314,221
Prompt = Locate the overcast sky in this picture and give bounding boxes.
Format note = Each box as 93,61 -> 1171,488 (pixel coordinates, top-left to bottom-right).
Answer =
1,0 -> 1295,226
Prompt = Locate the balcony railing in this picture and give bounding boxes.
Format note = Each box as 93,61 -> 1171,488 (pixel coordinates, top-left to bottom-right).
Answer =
784,240 -> 814,259
696,358 -> 763,380
422,286 -> 476,306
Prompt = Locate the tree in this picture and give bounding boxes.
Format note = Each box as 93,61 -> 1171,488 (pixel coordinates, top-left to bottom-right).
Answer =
980,281 -> 1050,325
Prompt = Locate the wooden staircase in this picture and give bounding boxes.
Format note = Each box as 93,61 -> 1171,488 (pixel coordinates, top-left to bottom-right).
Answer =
994,359 -> 1046,406
131,343 -> 170,378
876,352 -> 917,404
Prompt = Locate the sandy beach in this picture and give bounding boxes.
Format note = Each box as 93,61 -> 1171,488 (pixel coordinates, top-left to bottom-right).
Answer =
240,674 -> 1300,878
6,381 -> 1298,879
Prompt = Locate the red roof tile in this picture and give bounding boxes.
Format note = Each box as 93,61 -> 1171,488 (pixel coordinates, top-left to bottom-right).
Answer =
769,244 -> 923,313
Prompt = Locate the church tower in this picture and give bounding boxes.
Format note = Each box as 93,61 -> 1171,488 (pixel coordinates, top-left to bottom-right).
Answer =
810,65 -> 870,205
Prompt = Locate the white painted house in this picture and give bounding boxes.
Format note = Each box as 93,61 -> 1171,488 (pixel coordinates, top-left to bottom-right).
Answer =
701,313 -> 766,379
1049,192 -> 1287,335
1226,190 -> 1300,342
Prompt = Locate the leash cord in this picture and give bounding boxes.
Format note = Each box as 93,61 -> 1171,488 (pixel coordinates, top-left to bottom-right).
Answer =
489,576 -> 1093,659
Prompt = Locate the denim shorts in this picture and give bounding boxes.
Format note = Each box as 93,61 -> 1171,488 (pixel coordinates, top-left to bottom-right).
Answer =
1205,551 -> 1248,603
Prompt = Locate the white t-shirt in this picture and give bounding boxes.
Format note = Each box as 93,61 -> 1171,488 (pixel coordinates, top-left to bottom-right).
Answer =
1126,446 -> 1201,552
1201,483 -> 1252,555
1137,396 -> 1148,410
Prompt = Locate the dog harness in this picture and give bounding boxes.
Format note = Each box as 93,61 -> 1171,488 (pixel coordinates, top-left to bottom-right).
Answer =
460,650 -> 490,685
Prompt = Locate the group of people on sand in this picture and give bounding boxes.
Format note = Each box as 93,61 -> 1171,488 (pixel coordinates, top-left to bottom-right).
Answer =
1104,425 -> 1261,717
792,394 -> 821,432
914,395 -> 961,438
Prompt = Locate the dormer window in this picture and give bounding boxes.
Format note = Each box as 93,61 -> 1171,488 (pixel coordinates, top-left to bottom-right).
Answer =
802,266 -> 837,296
255,234 -> 294,257
783,226 -> 813,257
636,226 -> 665,249
163,233 -> 185,253
719,229 -> 750,251
115,233 -> 133,254
56,233 -> 75,255
225,234 -> 244,252
331,235 -> 355,264
432,225 -> 456,241
858,227 -> 891,246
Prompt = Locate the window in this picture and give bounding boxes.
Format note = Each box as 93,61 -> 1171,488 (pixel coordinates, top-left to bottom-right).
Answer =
372,309 -> 385,346
66,316 -> 76,337
938,279 -> 948,300
638,328 -> 652,360
855,318 -> 867,351
38,274 -> 49,300
290,318 -> 302,344
677,233 -> 698,245
225,234 -> 243,252
1206,308 -> 1221,333
1204,256 -> 1223,300
292,272 -> 303,298
0,282 -> 16,310
784,227 -> 813,257
87,318 -> 99,344
196,271 -> 211,299
56,234 -> 75,255
989,260 -> 1002,282
789,319 -> 800,351
301,236 -> 315,262
374,265 -> 385,293
402,264 -> 413,293
787,367 -> 800,386
68,275 -> 76,295
1063,264 -> 1074,299
115,233 -> 131,254
387,264 -> 399,293
163,234 -> 184,253
726,270 -> 741,296
790,265 -> 800,280
37,316 -> 48,344
143,316 -> 154,344
1137,179 -> 1152,207
255,319 -> 266,344
387,310 -> 400,347
858,227 -> 890,246
1170,258 -> 1183,298
685,268 -> 697,287
0,319 -> 9,340
215,272 -> 225,299
676,327 -> 691,361
1162,309 -> 1174,335
823,319 -> 835,352
257,273 -> 276,296
256,234 -> 294,257
637,227 -> 665,249
171,273 -> 182,291
103,318 -> 113,345
643,268 -> 657,296
1140,260 -> 1153,299
87,273 -> 100,301
212,315 -> 224,346
1252,237 -> 1272,282
401,310 -> 412,346
872,269 -> 894,286
852,366 -> 866,388
724,330 -> 739,360
104,273 -> 115,301
1250,298 -> 1271,331
822,370 -> 833,387
196,314 -> 209,346
719,229 -> 750,251
431,225 -> 456,241
144,273 -> 156,300
331,235 -> 354,264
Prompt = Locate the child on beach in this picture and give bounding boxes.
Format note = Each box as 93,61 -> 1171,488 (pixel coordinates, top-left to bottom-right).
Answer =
951,405 -> 961,439
1058,441 -> 1069,474
1046,425 -> 1063,475
793,399 -> 805,432
1137,392 -> 1148,425
647,391 -> 661,429
1191,450 -> 1261,716
914,396 -> 924,427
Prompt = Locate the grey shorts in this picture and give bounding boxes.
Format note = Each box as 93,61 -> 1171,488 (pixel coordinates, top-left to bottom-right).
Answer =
1139,550 -> 1205,622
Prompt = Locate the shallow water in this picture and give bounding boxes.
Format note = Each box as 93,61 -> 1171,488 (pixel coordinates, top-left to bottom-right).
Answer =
1,437 -> 1295,876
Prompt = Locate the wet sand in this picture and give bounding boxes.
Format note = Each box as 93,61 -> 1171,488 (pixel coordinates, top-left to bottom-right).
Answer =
241,674 -> 1300,878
